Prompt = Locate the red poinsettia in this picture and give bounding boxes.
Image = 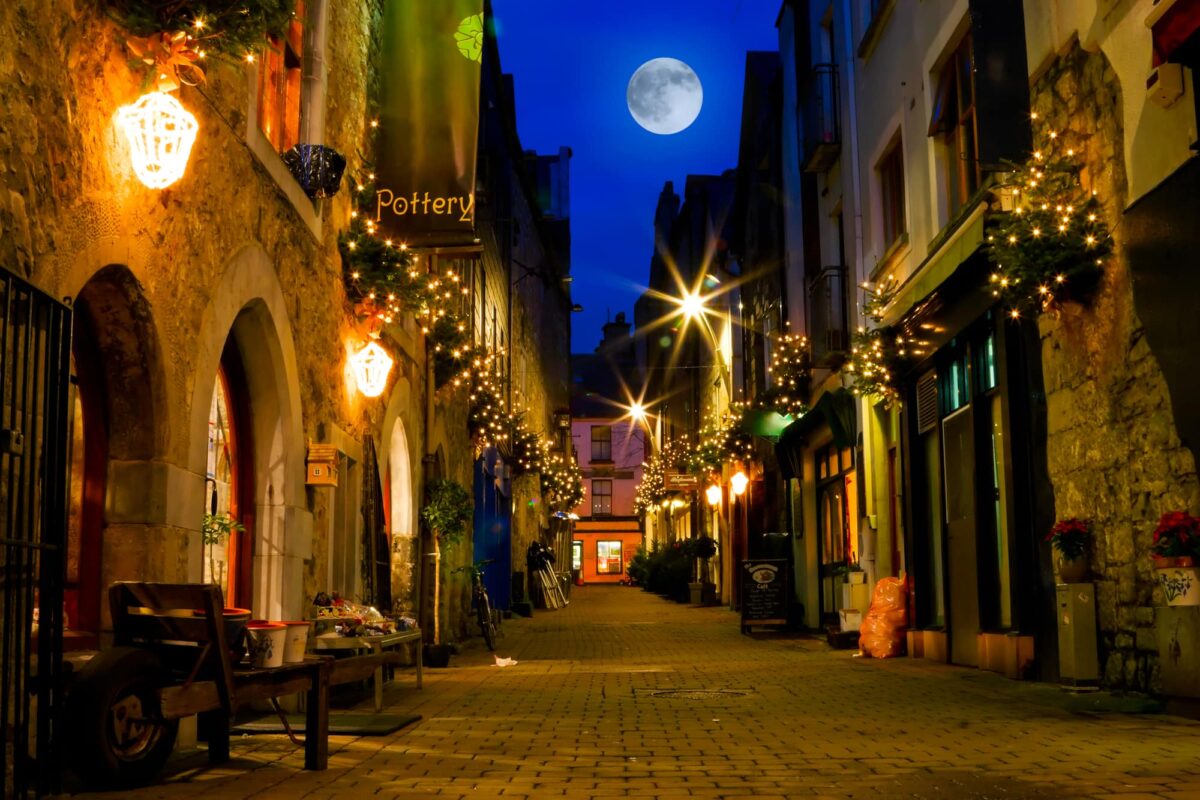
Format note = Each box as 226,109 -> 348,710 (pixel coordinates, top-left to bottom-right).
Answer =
1151,511 -> 1200,559
1045,518 -> 1090,560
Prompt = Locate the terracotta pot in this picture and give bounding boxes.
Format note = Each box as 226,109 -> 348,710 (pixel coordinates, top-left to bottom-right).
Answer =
1054,553 -> 1089,583
1152,554 -> 1195,569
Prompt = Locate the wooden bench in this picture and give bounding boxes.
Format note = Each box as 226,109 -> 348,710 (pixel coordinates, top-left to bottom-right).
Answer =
70,582 -> 330,786
310,628 -> 423,711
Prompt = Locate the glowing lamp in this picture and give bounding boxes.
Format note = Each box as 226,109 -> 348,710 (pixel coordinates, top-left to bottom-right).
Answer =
116,92 -> 199,189
629,402 -> 647,422
730,470 -> 749,497
680,291 -> 705,320
351,341 -> 393,397
706,484 -> 722,506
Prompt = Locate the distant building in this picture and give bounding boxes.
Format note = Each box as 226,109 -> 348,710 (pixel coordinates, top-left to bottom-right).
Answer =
570,314 -> 646,583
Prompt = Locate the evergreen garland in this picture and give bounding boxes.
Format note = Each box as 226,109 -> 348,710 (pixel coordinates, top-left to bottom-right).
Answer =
845,325 -> 907,407
984,129 -> 1112,316
540,448 -> 583,511
107,1 -> 296,56
634,436 -> 691,516
508,413 -> 545,477
759,332 -> 811,418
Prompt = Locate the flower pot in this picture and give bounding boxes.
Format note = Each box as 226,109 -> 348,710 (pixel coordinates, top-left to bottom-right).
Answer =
424,643 -> 453,668
281,621 -> 311,664
194,607 -> 252,663
246,621 -> 287,668
1155,563 -> 1200,606
1054,554 -> 1089,583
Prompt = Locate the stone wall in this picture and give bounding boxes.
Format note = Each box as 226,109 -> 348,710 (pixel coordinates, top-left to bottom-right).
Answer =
1034,44 -> 1200,692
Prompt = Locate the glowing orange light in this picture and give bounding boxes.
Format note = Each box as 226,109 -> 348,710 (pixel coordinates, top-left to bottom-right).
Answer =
706,485 -> 722,506
730,470 -> 749,496
115,92 -> 199,189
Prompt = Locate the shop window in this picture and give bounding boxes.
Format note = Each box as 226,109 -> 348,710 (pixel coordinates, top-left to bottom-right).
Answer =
940,348 -> 970,416
592,479 -> 612,517
976,330 -> 998,393
591,425 -> 612,461
572,540 -> 583,571
597,540 -> 623,574
878,135 -> 906,250
929,33 -> 980,218
257,0 -> 305,153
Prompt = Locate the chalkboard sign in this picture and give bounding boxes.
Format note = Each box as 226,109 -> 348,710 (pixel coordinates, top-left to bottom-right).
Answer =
741,559 -> 788,632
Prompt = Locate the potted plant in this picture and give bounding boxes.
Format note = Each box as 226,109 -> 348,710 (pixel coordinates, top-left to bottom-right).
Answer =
687,536 -> 718,605
420,479 -> 473,666
1151,511 -> 1200,606
202,513 -> 244,590
1046,518 -> 1090,583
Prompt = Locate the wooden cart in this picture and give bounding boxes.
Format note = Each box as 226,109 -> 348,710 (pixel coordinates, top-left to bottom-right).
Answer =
67,582 -> 331,787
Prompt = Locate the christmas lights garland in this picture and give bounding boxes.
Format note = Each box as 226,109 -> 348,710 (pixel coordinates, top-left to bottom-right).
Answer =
634,436 -> 692,517
984,127 -> 1112,316
759,332 -> 811,418
338,168 -> 484,385
109,0 -> 297,90
540,447 -> 583,510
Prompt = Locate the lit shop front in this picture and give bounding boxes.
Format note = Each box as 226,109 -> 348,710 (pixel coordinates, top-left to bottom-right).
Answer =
572,519 -> 642,584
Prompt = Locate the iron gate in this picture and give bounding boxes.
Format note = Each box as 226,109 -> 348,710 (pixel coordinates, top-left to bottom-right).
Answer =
0,268 -> 72,798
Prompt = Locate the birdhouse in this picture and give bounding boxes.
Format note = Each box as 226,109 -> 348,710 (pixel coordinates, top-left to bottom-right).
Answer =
306,444 -> 339,487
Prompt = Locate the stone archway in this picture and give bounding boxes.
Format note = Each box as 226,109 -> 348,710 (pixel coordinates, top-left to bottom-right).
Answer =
70,264 -> 173,634
188,244 -> 310,619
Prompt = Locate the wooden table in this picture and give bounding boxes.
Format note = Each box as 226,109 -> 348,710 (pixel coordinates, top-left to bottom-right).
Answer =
308,629 -> 423,712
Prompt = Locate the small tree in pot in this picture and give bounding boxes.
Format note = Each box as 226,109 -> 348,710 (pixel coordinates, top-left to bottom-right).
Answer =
421,479 -> 472,655
688,536 -> 719,605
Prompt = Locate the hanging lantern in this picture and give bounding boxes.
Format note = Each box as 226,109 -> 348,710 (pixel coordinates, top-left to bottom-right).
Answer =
115,91 -> 199,189
730,470 -> 749,497
705,484 -> 722,507
350,341 -> 393,397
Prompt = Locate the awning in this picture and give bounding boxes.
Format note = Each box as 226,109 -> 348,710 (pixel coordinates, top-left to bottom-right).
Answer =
774,388 -> 857,480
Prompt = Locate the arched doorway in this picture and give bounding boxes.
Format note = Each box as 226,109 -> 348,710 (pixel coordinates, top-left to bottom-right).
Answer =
387,419 -> 415,607
66,265 -> 165,642
203,340 -> 255,608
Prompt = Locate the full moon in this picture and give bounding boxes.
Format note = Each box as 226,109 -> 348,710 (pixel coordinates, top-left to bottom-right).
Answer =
626,58 -> 703,135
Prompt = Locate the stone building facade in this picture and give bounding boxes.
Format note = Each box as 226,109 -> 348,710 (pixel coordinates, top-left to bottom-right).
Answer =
0,0 -> 572,653
1027,22 -> 1200,693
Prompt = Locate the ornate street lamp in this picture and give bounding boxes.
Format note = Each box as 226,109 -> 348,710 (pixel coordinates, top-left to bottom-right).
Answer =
116,91 -> 199,189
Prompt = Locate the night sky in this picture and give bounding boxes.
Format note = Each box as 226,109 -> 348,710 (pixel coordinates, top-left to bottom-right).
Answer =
491,0 -> 783,352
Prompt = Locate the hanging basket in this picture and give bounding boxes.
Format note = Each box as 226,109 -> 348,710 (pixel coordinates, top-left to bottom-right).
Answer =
281,143 -> 347,199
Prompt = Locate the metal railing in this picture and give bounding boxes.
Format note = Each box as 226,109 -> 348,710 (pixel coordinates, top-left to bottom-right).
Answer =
0,267 -> 72,797
806,265 -> 850,363
801,63 -> 841,172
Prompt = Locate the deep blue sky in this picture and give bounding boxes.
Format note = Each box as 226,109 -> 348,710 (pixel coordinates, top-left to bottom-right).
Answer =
491,0 -> 782,352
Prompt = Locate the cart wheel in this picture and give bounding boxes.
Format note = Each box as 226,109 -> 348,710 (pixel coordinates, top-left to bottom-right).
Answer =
68,647 -> 179,787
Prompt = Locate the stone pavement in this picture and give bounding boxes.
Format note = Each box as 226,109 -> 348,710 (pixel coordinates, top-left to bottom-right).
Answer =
76,586 -> 1200,799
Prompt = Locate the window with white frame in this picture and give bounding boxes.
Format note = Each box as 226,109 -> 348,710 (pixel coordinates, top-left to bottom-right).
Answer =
877,135 -> 906,250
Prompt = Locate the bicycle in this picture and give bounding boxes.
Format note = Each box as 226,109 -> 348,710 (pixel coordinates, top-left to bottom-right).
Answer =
455,558 -> 498,651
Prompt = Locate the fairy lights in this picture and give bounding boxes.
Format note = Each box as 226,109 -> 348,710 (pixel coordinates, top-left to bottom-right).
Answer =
984,127 -> 1112,315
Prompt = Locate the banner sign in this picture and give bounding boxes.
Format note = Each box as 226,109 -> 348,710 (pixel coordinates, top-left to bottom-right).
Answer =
376,0 -> 484,246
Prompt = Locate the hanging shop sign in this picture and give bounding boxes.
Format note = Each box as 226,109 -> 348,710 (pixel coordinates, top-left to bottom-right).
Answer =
664,471 -> 700,492
306,444 -> 339,487
374,0 -> 484,246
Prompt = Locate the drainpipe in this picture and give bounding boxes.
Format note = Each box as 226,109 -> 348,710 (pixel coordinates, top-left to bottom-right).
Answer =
300,0 -> 328,146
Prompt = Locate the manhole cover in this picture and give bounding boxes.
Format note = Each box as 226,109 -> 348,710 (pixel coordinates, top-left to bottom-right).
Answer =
650,689 -> 748,700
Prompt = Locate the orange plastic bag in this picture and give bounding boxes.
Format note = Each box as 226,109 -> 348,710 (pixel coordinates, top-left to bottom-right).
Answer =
858,576 -> 908,658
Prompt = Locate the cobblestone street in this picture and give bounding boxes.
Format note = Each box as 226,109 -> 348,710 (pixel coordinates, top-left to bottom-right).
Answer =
77,587 -> 1200,800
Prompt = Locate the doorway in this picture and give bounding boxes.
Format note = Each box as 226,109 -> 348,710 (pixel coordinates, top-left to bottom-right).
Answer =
942,405 -> 979,666
204,340 -> 255,608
